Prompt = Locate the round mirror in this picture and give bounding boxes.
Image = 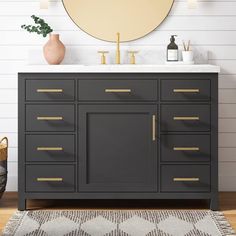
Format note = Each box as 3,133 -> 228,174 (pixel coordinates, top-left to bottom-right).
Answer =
62,0 -> 174,42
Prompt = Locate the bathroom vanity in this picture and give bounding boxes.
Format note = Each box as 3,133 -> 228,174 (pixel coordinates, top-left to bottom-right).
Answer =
18,65 -> 220,210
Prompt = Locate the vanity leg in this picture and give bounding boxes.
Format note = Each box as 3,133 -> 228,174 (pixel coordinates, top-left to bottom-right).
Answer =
18,197 -> 26,211
210,196 -> 219,211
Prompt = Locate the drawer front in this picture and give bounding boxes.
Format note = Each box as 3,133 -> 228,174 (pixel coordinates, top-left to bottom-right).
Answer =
161,165 -> 210,192
26,135 -> 75,162
26,105 -> 75,132
26,165 -> 75,192
161,105 -> 210,132
161,135 -> 210,162
26,80 -> 75,101
78,80 -> 157,101
161,79 -> 210,101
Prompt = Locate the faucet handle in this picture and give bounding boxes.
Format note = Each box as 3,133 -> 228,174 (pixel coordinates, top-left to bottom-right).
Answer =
128,51 -> 139,64
98,51 -> 109,64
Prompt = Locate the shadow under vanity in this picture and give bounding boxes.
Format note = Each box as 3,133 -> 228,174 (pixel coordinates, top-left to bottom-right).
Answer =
18,66 -> 219,210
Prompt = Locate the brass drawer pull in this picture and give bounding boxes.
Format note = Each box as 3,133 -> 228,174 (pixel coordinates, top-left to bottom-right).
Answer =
37,89 -> 63,93
173,89 -> 200,93
37,147 -> 63,151
37,178 -> 63,182
152,115 -> 156,141
173,147 -> 200,151
105,89 -> 132,93
173,177 -> 200,182
37,116 -> 63,121
173,116 -> 199,121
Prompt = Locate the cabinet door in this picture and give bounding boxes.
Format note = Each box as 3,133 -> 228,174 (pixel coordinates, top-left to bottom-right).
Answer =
78,105 -> 158,192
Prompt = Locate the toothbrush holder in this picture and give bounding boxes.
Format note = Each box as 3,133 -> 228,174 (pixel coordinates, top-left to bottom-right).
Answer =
182,51 -> 194,62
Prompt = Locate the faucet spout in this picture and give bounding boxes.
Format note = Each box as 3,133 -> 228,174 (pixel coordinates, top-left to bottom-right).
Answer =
116,32 -> 121,64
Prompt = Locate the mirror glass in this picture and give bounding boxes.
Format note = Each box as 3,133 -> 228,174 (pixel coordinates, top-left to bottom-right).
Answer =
62,0 -> 174,42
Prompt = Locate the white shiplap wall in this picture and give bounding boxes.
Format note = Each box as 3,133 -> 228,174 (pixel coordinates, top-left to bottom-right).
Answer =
1,0 -> 236,191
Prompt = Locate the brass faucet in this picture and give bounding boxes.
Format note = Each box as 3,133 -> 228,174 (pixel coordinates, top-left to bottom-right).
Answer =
116,32 -> 120,64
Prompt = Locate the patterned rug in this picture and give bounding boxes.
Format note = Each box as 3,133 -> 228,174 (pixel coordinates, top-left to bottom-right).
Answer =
2,210 -> 235,236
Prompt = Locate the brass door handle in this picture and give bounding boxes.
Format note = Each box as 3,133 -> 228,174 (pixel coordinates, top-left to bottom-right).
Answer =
173,116 -> 199,121
105,89 -> 132,93
37,116 -> 63,121
152,115 -> 156,141
37,147 -> 63,151
36,178 -> 63,182
173,147 -> 200,151
173,178 -> 200,182
37,89 -> 63,93
173,89 -> 199,93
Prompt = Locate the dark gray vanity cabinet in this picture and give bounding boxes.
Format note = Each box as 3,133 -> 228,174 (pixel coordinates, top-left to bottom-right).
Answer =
18,73 -> 218,210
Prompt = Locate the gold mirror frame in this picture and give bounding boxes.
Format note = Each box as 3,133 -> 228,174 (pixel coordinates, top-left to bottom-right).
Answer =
62,0 -> 174,42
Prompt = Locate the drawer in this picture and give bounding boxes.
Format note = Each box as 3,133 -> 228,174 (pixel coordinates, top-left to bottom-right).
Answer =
26,105 -> 75,132
161,105 -> 210,132
26,165 -> 75,192
161,135 -> 210,162
161,79 -> 210,101
161,165 -> 210,192
26,135 -> 75,162
26,80 -> 75,101
78,80 -> 157,101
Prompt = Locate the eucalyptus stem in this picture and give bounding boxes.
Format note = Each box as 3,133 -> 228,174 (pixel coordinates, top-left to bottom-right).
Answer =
21,15 -> 53,38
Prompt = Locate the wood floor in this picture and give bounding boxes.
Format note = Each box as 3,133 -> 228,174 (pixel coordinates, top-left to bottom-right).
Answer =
0,192 -> 236,234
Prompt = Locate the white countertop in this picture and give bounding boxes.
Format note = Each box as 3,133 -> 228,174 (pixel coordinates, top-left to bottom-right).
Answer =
19,64 -> 220,73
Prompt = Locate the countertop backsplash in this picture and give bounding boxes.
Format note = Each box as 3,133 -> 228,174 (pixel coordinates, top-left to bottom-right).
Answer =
27,47 -> 209,65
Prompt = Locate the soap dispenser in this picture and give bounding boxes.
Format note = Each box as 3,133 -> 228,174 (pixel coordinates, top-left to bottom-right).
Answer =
167,35 -> 178,61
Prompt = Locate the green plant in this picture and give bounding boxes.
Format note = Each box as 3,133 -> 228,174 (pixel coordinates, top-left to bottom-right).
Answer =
21,15 -> 53,37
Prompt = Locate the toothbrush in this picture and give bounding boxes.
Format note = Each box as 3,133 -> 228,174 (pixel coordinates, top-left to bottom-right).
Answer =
183,40 -> 191,51
182,40 -> 187,51
187,40 -> 191,51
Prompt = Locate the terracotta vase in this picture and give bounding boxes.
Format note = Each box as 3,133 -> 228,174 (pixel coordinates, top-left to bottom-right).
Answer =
43,34 -> 65,65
